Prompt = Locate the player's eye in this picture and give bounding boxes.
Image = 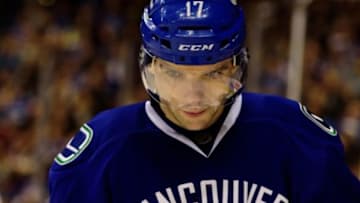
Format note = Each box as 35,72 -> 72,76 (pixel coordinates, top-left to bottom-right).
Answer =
205,69 -> 223,79
165,68 -> 183,78
158,62 -> 183,79
204,64 -> 232,80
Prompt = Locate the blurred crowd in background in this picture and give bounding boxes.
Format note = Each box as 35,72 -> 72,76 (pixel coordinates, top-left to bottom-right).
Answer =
0,0 -> 359,202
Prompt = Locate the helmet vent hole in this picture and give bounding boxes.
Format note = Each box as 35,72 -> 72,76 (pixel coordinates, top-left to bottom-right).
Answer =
159,26 -> 169,33
177,26 -> 212,35
160,39 -> 171,49
179,26 -> 211,31
220,25 -> 230,31
220,39 -> 230,49
179,56 -> 185,62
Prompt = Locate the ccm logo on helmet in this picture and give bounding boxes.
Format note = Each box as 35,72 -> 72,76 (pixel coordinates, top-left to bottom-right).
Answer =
178,44 -> 215,51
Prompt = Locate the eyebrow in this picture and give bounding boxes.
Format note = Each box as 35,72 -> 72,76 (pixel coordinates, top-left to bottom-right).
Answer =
158,62 -> 175,71
204,64 -> 230,74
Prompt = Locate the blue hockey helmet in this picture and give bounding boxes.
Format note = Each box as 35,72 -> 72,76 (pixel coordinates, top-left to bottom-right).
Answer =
139,0 -> 249,110
140,0 -> 247,65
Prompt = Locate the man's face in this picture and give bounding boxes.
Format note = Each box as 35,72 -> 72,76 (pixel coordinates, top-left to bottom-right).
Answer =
151,58 -> 240,131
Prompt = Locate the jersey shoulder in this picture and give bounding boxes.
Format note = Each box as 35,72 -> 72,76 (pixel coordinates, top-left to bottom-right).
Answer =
240,93 -> 360,201
50,101 -> 152,170
241,92 -> 342,151
48,101 -> 159,201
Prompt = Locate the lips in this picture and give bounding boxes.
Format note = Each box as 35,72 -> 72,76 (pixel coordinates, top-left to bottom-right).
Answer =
182,109 -> 206,117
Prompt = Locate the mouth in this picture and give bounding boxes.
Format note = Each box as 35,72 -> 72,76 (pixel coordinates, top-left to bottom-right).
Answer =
182,109 -> 206,117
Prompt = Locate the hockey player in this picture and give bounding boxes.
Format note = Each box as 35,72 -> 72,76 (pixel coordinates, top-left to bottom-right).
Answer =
49,0 -> 360,202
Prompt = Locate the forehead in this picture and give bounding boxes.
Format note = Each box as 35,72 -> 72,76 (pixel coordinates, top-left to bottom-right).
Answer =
155,57 -> 232,72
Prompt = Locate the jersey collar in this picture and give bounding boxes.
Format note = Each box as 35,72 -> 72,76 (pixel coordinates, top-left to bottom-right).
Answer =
145,94 -> 243,158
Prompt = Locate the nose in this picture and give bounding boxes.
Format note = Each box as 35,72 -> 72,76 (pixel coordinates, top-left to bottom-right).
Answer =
179,79 -> 205,104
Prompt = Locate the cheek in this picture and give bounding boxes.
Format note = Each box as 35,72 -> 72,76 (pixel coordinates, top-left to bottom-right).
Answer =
204,81 -> 231,98
155,81 -> 186,101
214,77 -> 232,89
154,76 -> 173,95
210,82 -> 229,91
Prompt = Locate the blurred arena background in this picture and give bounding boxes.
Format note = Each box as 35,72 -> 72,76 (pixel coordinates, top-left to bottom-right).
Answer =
0,0 -> 359,202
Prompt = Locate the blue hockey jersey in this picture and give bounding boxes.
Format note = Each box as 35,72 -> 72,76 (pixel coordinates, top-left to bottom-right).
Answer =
49,93 -> 360,203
